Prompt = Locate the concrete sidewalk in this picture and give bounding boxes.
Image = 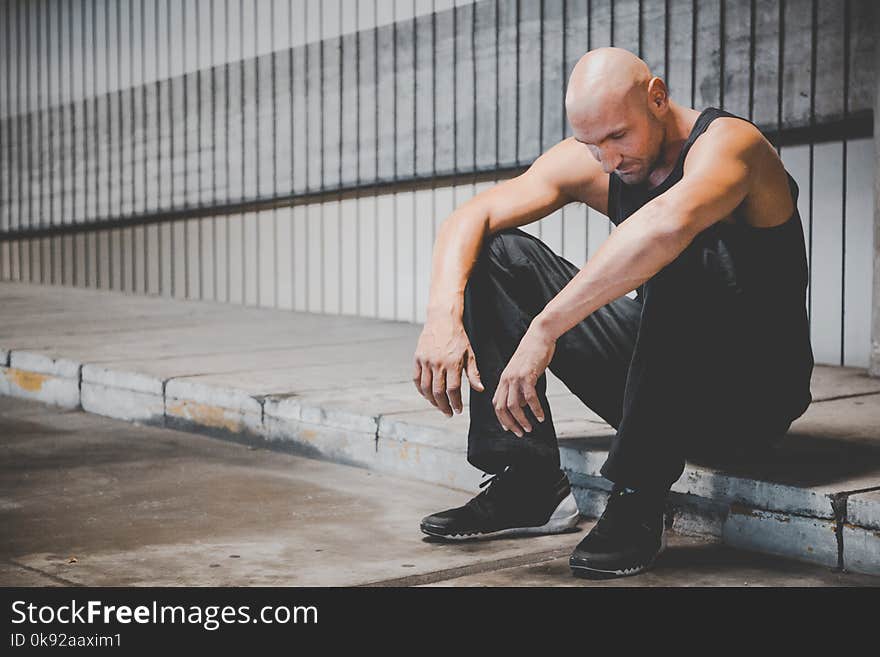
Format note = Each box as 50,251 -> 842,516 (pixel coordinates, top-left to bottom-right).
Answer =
1,395 -> 876,587
1,282 -> 879,576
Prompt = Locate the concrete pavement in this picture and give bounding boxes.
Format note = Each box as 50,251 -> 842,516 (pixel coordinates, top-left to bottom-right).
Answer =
1,395 -> 876,587
1,282 -> 880,575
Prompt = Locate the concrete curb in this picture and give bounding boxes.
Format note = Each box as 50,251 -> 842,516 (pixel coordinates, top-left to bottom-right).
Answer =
1,349 -> 878,576
843,490 -> 880,575
81,365 -> 166,422
1,351 -> 81,409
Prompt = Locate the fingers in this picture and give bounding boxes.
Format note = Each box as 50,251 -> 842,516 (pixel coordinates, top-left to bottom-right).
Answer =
446,366 -> 463,415
412,358 -> 423,396
465,348 -> 485,392
493,379 -> 524,437
413,358 -> 436,408
493,378 -> 545,438
522,384 -> 545,424
419,364 -> 437,408
431,366 -> 453,417
493,390 -> 520,437
506,385 -> 532,435
413,356 -> 466,418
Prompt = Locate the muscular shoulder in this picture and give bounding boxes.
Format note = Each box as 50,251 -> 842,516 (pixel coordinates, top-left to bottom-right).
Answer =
529,136 -> 610,215
685,117 -> 765,173
685,117 -> 795,228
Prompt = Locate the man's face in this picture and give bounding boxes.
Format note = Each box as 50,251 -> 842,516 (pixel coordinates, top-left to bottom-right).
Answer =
571,102 -> 664,185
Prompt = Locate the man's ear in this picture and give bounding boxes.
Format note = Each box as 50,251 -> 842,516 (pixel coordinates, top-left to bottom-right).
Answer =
647,77 -> 668,111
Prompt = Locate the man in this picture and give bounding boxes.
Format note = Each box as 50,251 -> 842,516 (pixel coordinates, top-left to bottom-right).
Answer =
411,47 -> 814,579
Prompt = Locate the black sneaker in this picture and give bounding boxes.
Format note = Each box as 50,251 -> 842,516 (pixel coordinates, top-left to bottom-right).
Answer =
420,466 -> 580,540
568,484 -> 667,578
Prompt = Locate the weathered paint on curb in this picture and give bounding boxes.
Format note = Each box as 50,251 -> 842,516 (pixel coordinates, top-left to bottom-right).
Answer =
723,505 -> 839,568
0,353 -> 878,574
6,368 -> 48,393
842,525 -> 880,575
0,366 -> 80,409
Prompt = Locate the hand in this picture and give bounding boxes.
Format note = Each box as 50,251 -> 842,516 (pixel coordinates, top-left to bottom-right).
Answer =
412,317 -> 485,417
493,326 -> 556,437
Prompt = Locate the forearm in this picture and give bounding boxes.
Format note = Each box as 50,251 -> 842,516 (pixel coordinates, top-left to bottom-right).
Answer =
532,199 -> 695,341
425,200 -> 491,322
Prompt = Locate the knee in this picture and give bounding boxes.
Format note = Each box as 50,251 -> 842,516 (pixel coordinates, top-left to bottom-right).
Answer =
480,228 -> 532,266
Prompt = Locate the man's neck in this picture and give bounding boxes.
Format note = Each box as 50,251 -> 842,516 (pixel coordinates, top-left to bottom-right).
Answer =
646,103 -> 701,189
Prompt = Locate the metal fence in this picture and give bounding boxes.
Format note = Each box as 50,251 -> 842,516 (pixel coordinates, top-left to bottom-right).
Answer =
0,0 -> 876,367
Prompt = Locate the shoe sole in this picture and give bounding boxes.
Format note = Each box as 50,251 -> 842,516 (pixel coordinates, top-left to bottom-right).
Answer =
569,532 -> 667,579
420,491 -> 581,541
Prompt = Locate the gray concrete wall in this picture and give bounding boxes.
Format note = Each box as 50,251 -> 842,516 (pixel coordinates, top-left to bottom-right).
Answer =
0,137 -> 874,370
0,0 -> 471,119
0,0 -> 875,229
872,34 -> 880,378
0,0 -> 877,369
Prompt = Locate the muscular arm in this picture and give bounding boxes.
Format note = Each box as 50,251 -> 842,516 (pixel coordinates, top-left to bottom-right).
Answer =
491,119 -> 782,437
425,137 -> 607,322
531,119 -> 762,342
414,138 -> 605,416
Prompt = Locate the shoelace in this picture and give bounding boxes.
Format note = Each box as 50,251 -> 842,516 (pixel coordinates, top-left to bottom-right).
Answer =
466,469 -> 514,516
478,471 -> 501,489
593,488 -> 661,537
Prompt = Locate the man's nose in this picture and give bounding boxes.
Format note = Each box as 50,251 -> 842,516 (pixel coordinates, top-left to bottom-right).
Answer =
601,151 -> 623,174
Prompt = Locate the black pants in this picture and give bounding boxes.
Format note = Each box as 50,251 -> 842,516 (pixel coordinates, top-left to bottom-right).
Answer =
462,227 -> 810,493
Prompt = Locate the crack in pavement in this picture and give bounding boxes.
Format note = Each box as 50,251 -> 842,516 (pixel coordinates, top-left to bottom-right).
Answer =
355,546 -> 577,587
5,559 -> 79,587
812,390 -> 880,404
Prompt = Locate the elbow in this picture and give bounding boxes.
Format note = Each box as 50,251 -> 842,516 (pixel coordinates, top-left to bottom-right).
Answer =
650,205 -> 701,258
439,199 -> 491,241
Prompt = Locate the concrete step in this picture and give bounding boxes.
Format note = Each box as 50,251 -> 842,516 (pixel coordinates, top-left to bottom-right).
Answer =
1,282 -> 879,576
4,393 -> 877,588
4,342 -> 879,575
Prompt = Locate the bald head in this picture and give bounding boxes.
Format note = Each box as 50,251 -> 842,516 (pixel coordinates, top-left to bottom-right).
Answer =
565,47 -> 654,121
565,47 -> 675,184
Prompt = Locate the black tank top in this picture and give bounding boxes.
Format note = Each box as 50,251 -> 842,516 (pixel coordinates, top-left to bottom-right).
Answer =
607,106 -> 814,419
